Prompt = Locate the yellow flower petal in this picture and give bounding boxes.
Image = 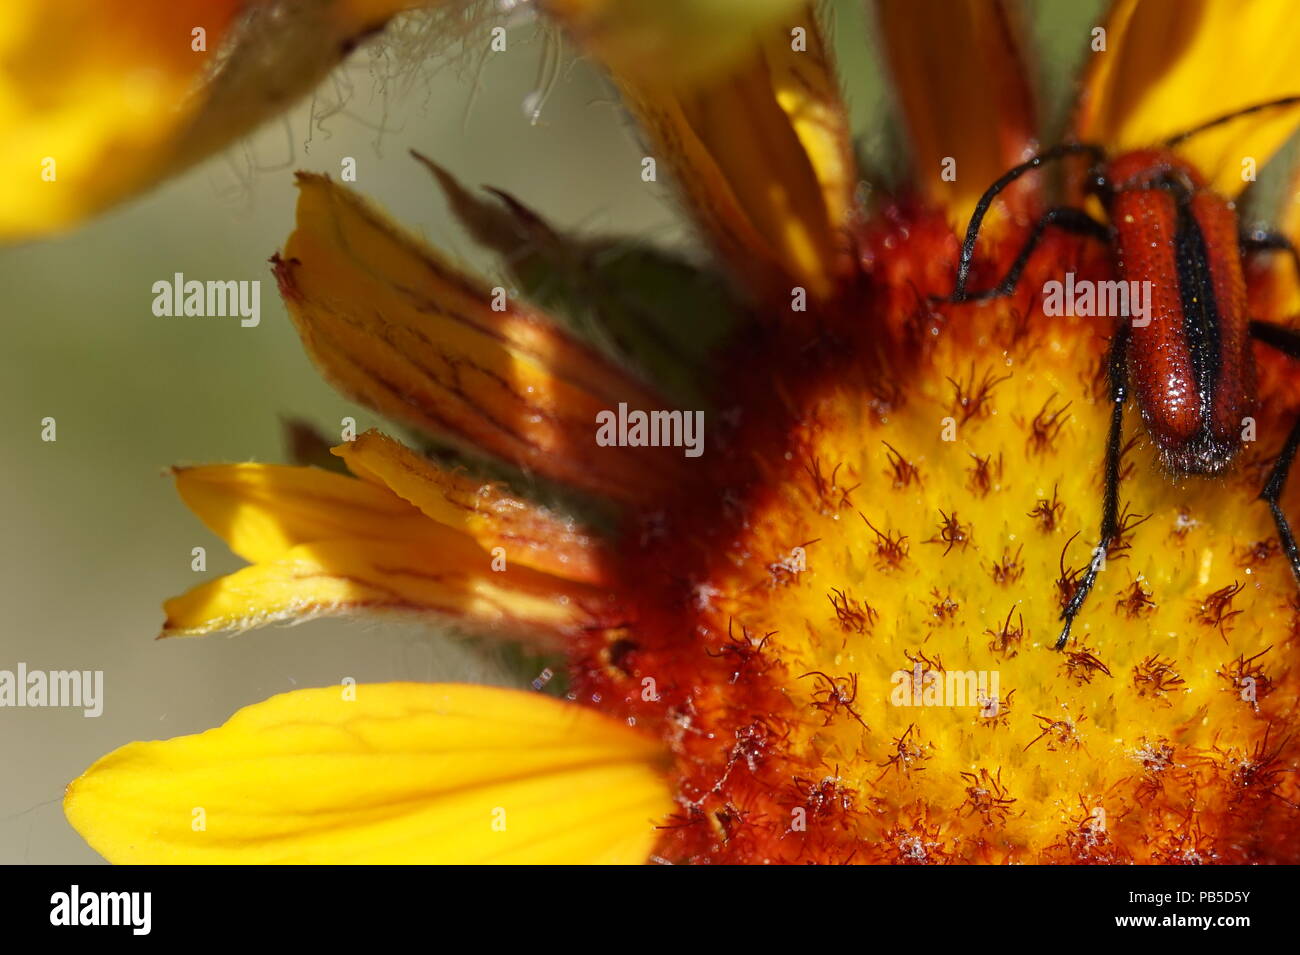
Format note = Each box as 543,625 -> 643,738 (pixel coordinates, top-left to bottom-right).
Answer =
334,429 -> 610,584
0,0 -> 421,239
541,0 -> 807,86
162,536 -> 606,641
65,683 -> 672,863
877,0 -> 1038,230
1074,0 -> 1300,198
276,173 -> 682,502
173,462 -> 427,564
582,5 -> 854,303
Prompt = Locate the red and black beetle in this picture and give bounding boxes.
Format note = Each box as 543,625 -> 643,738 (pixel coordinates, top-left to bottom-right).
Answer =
945,95 -> 1300,649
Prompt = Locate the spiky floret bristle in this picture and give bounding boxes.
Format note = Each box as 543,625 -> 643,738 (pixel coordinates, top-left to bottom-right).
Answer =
569,202 -> 1300,864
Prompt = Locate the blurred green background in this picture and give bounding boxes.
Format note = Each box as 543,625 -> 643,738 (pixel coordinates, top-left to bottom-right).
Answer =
0,0 -> 1109,862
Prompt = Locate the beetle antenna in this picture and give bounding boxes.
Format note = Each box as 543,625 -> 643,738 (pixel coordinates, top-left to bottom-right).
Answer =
948,143 -> 1105,301
1164,94 -> 1300,147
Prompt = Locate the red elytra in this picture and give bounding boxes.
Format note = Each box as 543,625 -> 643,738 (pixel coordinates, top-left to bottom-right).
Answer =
1105,148 -> 1254,476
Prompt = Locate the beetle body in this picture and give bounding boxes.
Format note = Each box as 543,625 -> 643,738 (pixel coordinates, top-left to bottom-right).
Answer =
1102,149 -> 1256,476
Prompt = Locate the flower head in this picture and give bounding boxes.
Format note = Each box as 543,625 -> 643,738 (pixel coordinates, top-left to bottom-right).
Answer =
48,0 -> 1300,863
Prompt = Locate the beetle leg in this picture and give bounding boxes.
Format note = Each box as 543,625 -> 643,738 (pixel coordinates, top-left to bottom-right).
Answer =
1055,324 -> 1130,650
947,207 -> 1110,304
1259,416 -> 1300,584
1240,228 -> 1300,285
1249,319 -> 1300,583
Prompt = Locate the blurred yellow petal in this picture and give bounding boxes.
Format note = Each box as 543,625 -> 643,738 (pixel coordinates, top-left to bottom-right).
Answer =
65,683 -> 672,863
571,5 -> 854,303
162,536 -> 606,640
170,0 -> 429,175
0,0 -> 421,239
877,0 -> 1038,231
1075,0 -> 1300,198
174,462 -> 427,564
276,173 -> 682,502
541,0 -> 806,86
334,429 -> 610,584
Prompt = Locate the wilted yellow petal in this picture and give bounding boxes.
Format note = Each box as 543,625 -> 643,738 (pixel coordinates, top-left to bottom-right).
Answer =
0,0 -> 420,239
169,448 -> 616,639
65,683 -> 672,863
277,173 -> 683,502
541,0 -> 806,86
334,429 -> 610,584
877,0 -> 1038,231
162,536 -> 606,641
1075,0 -> 1300,198
581,5 -> 854,303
